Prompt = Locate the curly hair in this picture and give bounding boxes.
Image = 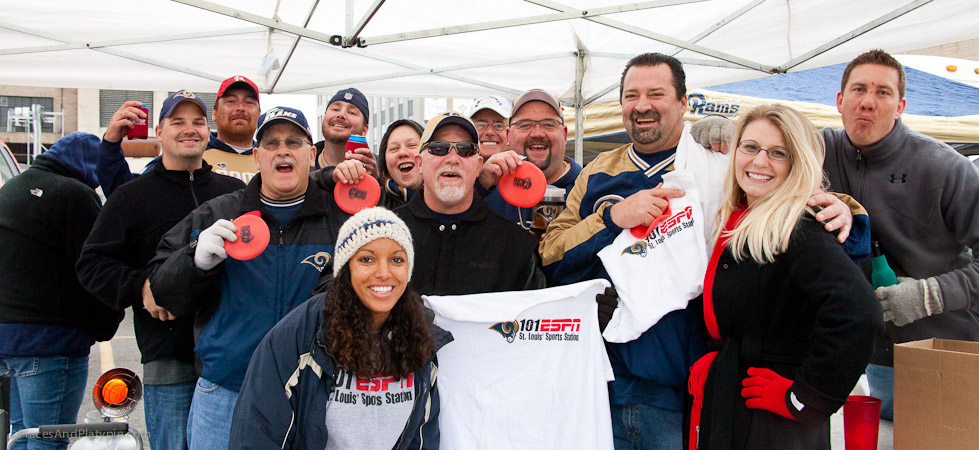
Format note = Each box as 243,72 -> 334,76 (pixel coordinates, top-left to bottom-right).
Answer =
322,264 -> 434,379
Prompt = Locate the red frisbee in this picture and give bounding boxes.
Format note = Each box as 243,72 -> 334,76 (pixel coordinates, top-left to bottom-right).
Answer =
631,203 -> 672,239
225,212 -> 270,260
335,175 -> 381,214
499,163 -> 546,208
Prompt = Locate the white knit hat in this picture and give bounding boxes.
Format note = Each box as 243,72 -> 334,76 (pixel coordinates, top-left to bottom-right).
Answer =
333,207 -> 414,278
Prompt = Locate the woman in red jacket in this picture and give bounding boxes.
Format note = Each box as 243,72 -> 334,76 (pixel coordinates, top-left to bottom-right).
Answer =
687,104 -> 883,450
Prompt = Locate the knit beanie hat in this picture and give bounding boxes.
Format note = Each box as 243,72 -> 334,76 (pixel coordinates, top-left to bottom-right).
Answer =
333,207 -> 414,278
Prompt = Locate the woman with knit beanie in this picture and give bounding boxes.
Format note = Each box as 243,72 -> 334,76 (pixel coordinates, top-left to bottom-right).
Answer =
230,207 -> 452,450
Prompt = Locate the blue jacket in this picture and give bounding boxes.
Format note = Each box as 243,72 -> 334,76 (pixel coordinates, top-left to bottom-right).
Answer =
229,294 -> 452,450
149,174 -> 350,391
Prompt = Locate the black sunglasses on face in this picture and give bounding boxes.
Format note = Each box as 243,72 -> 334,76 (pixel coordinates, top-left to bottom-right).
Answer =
423,141 -> 480,157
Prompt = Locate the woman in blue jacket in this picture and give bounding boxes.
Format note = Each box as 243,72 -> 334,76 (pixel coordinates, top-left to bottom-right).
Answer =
230,207 -> 452,449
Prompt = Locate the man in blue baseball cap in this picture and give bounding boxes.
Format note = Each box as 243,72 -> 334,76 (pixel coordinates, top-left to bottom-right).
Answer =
148,106 -> 351,450
314,87 -> 378,175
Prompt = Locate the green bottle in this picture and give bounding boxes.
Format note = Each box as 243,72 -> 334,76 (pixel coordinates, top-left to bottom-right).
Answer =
871,240 -> 898,288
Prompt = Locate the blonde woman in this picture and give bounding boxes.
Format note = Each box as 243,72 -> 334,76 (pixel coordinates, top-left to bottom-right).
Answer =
686,105 -> 883,450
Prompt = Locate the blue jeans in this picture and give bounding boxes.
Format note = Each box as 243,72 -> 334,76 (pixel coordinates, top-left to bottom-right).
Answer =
186,377 -> 239,450
611,403 -> 683,450
1,355 -> 88,450
866,364 -> 894,421
144,381 -> 195,450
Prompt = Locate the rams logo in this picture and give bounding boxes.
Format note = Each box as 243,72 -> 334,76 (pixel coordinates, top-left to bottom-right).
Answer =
592,195 -> 624,215
172,90 -> 197,100
489,321 -> 519,343
215,162 -> 228,169
621,241 -> 647,257
301,252 -> 332,272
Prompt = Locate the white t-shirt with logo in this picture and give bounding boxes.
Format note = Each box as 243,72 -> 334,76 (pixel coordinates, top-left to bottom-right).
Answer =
325,370 -> 415,450
424,279 -> 614,450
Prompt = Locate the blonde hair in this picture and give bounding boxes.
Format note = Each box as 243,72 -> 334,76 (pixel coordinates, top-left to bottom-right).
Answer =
714,104 -> 826,264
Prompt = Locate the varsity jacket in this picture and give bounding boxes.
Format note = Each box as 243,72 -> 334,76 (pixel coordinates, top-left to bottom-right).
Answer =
0,155 -> 122,341
482,156 -> 583,229
97,133 -> 255,196
148,174 -> 350,391
229,294 -> 452,450
539,123 -> 728,411
696,215 -> 883,450
77,159 -> 244,367
394,190 -> 547,296
822,119 -> 979,365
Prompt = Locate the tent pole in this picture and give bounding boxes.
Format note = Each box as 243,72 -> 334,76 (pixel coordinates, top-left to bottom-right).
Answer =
574,51 -> 585,166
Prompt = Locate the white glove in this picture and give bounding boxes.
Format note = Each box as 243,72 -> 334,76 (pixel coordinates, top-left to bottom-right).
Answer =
877,276 -> 944,326
194,219 -> 237,271
690,116 -> 735,152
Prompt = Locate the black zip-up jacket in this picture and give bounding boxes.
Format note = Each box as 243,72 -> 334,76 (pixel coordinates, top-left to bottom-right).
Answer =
394,189 -> 546,296
0,156 -> 121,341
77,154 -> 244,364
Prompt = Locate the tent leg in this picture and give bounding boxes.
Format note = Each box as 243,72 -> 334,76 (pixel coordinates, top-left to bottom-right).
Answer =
574,50 -> 585,166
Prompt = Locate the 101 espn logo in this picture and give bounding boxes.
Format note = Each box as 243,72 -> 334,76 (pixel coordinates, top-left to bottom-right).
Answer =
490,318 -> 581,343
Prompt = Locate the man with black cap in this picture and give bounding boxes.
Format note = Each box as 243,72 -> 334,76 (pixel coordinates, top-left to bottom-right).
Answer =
314,87 -> 378,176
0,132 -> 124,450
98,75 -> 262,196
77,90 -> 245,450
395,111 -> 545,295
148,106 -> 350,450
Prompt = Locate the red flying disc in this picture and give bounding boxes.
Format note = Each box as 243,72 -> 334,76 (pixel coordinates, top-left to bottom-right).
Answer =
225,212 -> 270,260
631,203 -> 672,239
499,163 -> 546,208
335,175 -> 381,214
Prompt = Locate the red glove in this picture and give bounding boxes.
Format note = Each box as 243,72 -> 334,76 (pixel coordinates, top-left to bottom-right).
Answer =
741,367 -> 796,420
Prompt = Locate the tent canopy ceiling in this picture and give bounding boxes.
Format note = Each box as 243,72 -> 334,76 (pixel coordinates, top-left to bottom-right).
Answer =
3,0 -> 978,106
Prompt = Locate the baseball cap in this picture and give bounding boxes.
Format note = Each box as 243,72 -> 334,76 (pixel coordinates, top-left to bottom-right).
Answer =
159,90 -> 208,123
469,95 -> 512,120
217,75 -> 260,101
420,111 -> 479,146
511,89 -> 562,120
328,87 -> 369,124
255,106 -> 313,143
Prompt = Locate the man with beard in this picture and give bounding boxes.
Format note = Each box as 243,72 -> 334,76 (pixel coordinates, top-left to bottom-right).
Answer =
313,87 -> 378,177
394,111 -> 545,295
77,90 -> 244,450
539,53 -> 854,449
478,89 -> 582,229
97,76 -> 261,196
147,106 -> 350,450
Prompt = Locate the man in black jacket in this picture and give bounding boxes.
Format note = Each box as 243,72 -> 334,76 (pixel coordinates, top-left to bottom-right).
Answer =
0,132 -> 123,450
395,111 -> 545,295
77,90 -> 244,450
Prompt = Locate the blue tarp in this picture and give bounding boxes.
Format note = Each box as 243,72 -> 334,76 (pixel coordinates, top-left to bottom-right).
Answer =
706,63 -> 979,117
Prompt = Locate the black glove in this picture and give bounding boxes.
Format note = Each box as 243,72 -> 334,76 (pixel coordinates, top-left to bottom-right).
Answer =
596,287 -> 619,333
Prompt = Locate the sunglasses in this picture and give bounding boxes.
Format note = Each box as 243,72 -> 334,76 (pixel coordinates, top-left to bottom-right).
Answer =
423,141 -> 480,157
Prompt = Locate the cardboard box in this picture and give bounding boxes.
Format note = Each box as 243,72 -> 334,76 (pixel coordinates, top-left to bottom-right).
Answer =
894,338 -> 979,450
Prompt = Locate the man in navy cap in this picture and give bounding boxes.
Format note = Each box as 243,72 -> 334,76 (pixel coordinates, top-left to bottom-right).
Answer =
148,106 -> 350,450
314,87 -> 378,175
78,90 -> 244,450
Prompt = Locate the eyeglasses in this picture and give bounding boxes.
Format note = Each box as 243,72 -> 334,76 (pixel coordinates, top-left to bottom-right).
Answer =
737,141 -> 791,161
259,137 -> 311,150
423,141 -> 480,157
510,119 -> 563,133
474,120 -> 507,132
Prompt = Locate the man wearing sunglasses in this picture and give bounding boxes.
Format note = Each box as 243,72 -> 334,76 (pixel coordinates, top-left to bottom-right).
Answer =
147,106 -> 350,450
394,110 -> 545,296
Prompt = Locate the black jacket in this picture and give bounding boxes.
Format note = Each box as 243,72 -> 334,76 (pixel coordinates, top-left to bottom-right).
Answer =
0,156 -> 121,341
77,160 -> 244,364
394,189 -> 546,296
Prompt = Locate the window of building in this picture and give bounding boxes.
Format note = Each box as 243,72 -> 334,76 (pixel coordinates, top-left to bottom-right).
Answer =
99,90 -> 153,129
0,96 -> 55,133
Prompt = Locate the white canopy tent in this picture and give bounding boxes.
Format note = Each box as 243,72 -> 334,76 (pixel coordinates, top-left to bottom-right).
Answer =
3,0 -> 978,161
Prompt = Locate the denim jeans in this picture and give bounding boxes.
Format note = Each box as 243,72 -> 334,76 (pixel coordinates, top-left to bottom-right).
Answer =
186,377 -> 239,450
1,355 -> 88,450
144,381 -> 195,450
866,364 -> 894,421
611,403 -> 683,450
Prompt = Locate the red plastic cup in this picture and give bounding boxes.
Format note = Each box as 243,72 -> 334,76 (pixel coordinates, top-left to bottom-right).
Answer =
126,104 -> 149,140
843,395 -> 881,450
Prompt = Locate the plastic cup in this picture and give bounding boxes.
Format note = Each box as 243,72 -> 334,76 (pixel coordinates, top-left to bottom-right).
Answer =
844,395 -> 882,450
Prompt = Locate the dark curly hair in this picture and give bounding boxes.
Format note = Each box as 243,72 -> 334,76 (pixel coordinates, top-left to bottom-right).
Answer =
322,264 -> 434,379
